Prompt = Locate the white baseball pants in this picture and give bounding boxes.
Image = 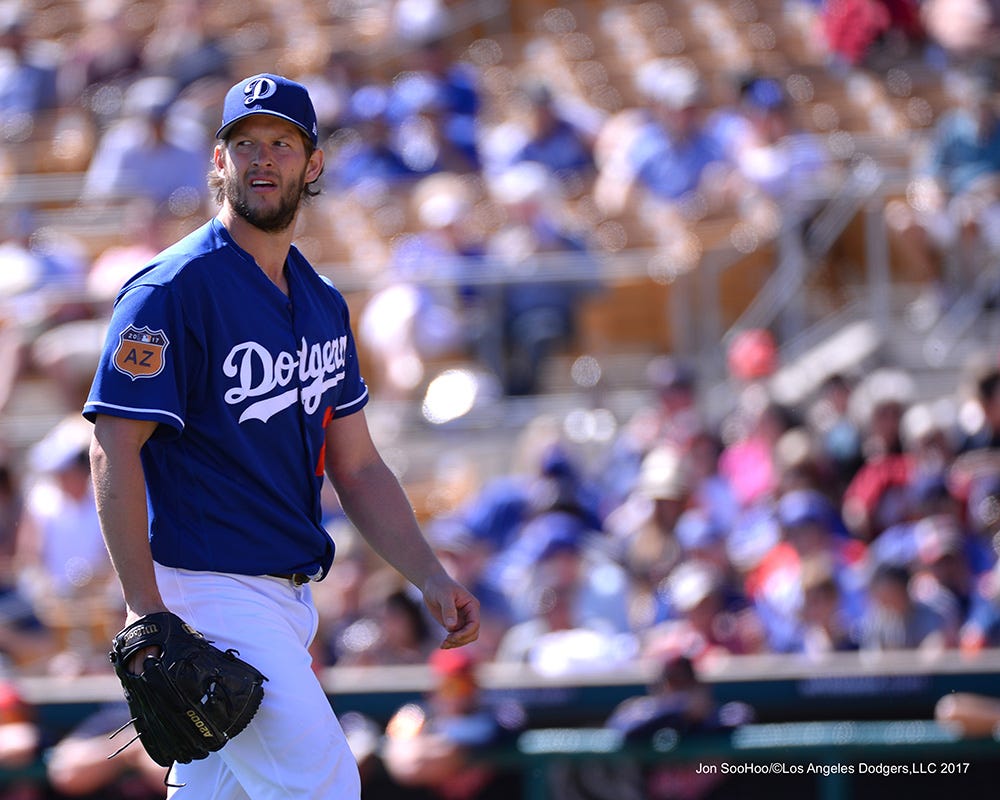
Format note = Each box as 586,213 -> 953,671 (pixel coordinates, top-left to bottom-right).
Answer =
154,564 -> 361,799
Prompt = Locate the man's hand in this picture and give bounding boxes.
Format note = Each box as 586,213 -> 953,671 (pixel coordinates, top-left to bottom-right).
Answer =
109,612 -> 267,767
123,607 -> 168,674
421,574 -> 480,649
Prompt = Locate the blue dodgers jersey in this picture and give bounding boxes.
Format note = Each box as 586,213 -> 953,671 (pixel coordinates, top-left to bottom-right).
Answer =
84,219 -> 368,578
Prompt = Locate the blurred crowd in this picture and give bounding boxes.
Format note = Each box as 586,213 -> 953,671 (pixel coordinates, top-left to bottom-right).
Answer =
4,0 -> 1000,795
335,345 -> 1000,670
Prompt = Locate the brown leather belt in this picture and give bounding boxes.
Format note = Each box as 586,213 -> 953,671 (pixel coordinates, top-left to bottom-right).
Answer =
269,572 -> 311,586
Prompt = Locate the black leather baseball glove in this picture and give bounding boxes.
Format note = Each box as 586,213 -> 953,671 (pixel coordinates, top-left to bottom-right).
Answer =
109,612 -> 267,767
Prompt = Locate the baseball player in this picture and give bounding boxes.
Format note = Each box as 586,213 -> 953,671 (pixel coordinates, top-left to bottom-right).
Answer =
83,73 -> 480,798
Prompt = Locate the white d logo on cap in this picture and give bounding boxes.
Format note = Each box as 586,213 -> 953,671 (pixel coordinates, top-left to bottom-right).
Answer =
243,77 -> 277,106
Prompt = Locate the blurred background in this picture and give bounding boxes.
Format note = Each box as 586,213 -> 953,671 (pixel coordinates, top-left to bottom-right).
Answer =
4,0 -> 1000,796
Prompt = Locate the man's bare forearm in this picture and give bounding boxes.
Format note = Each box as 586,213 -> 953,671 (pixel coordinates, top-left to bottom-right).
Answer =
90,417 -> 166,618
331,456 -> 445,588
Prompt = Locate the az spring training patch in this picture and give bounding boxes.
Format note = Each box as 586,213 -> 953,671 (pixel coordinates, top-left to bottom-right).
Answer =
113,325 -> 170,380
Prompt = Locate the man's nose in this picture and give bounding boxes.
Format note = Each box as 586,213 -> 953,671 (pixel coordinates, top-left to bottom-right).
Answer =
251,145 -> 275,165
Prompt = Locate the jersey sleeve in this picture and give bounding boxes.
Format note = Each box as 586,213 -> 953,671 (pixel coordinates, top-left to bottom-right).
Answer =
332,300 -> 369,420
83,282 -> 188,438
320,277 -> 368,419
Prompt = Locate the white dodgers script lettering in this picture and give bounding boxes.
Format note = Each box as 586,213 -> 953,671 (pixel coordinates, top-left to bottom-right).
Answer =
223,336 -> 347,423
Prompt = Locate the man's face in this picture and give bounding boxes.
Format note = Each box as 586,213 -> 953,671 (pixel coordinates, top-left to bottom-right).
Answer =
215,116 -> 321,232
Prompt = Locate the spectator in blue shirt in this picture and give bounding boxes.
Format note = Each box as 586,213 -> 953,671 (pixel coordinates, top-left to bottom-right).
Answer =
626,59 -> 728,209
328,84 -> 422,190
82,76 -> 209,207
387,38 -> 482,169
0,13 -> 59,119
506,82 -> 598,181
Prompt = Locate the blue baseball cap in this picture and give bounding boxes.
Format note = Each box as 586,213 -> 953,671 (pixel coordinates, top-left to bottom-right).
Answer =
216,73 -> 319,146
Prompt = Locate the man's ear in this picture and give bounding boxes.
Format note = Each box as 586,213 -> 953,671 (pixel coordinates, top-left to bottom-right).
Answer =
306,147 -> 324,184
212,143 -> 227,174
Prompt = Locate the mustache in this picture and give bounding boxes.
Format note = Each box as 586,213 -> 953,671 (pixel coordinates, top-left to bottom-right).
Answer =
223,170 -> 304,232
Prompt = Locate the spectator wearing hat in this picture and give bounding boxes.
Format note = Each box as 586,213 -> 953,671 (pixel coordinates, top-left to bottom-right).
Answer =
461,441 -> 602,560
606,445 -> 689,628
628,59 -> 727,204
385,78 -> 480,177
643,559 -> 756,665
656,511 -> 764,656
672,508 -> 749,625
721,76 -> 834,230
771,425 -> 837,501
499,508 -> 629,625
868,471 -> 957,569
746,488 -> 867,652
899,401 -> 958,477
869,462 -> 997,576
865,404 -> 965,547
493,510 -> 634,671
459,476 -> 533,563
609,57 -> 734,243
382,648 -> 522,800
675,508 -> 730,574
